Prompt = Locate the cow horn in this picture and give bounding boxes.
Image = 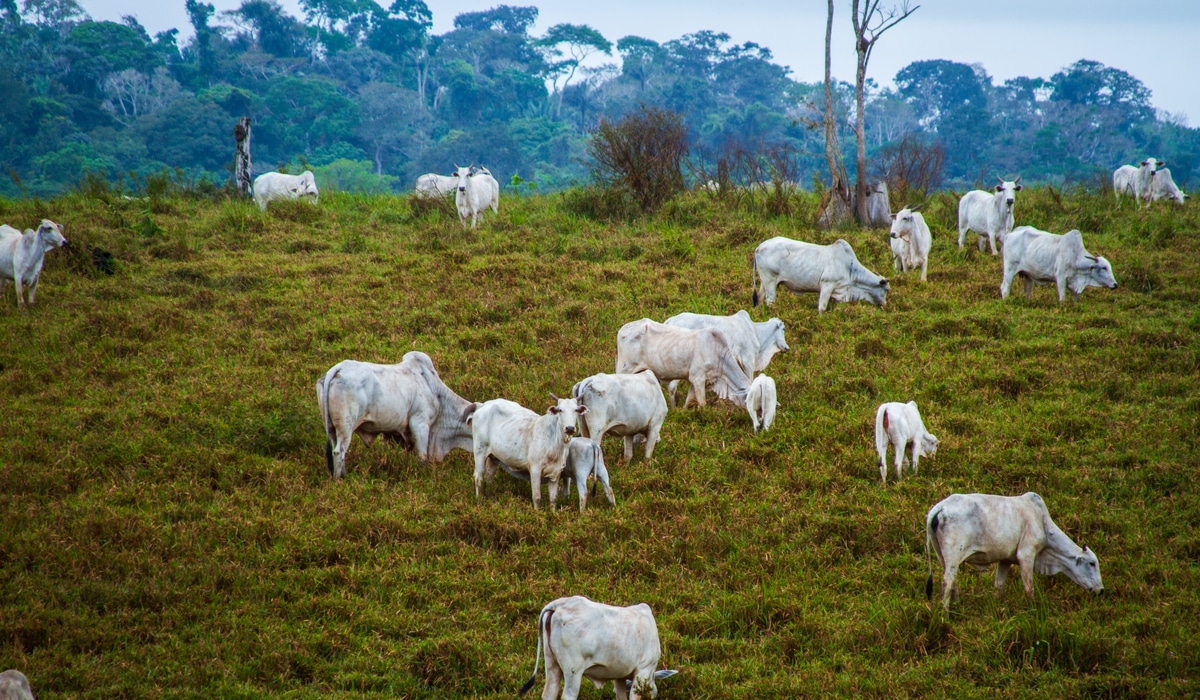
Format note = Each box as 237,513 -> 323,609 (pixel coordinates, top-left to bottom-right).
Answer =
1085,254 -> 1098,262
997,175 -> 1006,185
1014,175 -> 1021,185
910,203 -> 923,212
549,392 -> 561,401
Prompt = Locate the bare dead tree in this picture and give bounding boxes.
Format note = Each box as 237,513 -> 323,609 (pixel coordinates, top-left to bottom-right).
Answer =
851,0 -> 918,224
820,0 -> 852,228
234,117 -> 253,197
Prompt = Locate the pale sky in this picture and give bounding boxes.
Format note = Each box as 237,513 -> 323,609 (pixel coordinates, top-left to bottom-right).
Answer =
79,0 -> 1200,124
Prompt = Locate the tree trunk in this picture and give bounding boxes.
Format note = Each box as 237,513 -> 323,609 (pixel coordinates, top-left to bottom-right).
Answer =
234,117 -> 252,197
854,31 -> 870,224
821,0 -> 851,229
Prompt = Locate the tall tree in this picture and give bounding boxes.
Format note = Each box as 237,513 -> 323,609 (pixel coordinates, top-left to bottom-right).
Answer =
850,0 -> 917,223
821,0 -> 850,226
538,23 -> 611,118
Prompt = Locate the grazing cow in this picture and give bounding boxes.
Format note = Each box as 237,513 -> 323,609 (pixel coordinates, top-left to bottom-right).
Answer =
1150,167 -> 1189,204
1134,158 -> 1165,207
572,370 -> 668,461
453,164 -> 496,228
957,176 -> 1022,254
925,492 -> 1104,611
874,401 -> 938,484
752,237 -> 889,313
1000,226 -> 1118,302
746,374 -> 777,433
466,396 -> 587,509
888,207 -> 932,281
662,311 -> 788,407
520,596 -> 676,700
0,670 -> 34,700
253,170 -> 318,210
615,319 -> 751,408
414,173 -> 458,198
316,352 -> 475,479
864,181 -> 891,228
0,219 -> 68,308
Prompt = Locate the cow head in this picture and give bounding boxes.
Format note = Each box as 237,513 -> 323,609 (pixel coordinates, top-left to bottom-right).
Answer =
37,219 -> 68,248
547,393 -> 587,443
889,208 -> 918,241
1066,546 -> 1104,593
994,176 -> 1022,208
1081,254 -> 1118,291
920,431 -> 939,458
454,164 -> 475,193
759,318 -> 789,370
1140,158 -> 1164,176
299,171 -> 319,201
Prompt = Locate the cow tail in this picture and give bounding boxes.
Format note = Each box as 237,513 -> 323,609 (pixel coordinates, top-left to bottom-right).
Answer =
925,509 -> 940,600
751,255 -> 760,307
520,605 -> 554,695
323,369 -> 340,479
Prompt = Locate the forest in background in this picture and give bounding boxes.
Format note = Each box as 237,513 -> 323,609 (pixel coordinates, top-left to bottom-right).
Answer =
2,0 -> 1199,197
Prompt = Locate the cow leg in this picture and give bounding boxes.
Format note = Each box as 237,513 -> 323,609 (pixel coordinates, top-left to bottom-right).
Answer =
409,417 -> 432,462
1056,276 -> 1068,303
667,380 -> 680,407
1017,546 -> 1038,599
1022,275 -> 1034,299
911,440 -> 920,474
976,232 -> 986,252
623,435 -> 635,462
330,430 -> 352,480
473,451 -> 489,499
541,646 -> 562,700
529,467 -> 543,509
987,231 -> 998,256
643,426 -> 660,460
576,475 -> 588,512
941,562 -> 959,611
817,284 -> 834,313
13,275 -> 25,308
999,263 -> 1019,299
26,274 -> 39,305
615,678 -> 630,700
559,669 -> 584,700
894,441 -> 905,481
920,257 -> 928,282
547,476 -> 559,509
994,563 -> 1012,596
687,372 -> 706,407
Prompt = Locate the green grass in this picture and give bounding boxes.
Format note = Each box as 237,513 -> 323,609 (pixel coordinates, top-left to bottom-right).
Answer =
1,187 -> 1198,698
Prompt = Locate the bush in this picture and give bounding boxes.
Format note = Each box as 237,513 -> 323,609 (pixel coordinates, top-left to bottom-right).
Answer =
587,105 -> 687,214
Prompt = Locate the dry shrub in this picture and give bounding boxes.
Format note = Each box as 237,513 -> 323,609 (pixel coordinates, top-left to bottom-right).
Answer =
875,133 -> 946,204
588,105 -> 687,214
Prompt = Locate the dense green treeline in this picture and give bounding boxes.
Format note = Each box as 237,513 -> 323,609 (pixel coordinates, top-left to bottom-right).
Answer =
2,0 -> 1198,197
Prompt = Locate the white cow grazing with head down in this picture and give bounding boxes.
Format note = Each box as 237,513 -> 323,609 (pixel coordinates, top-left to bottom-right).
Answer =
662,311 -> 788,407
316,352 -> 475,480
572,370 -> 668,462
615,319 -> 751,408
746,374 -> 777,433
0,670 -> 35,700
1001,226 -> 1118,302
888,207 -> 932,281
414,173 -> 458,198
874,401 -> 937,484
520,596 -> 676,700
465,395 -> 586,509
752,236 -> 889,313
253,170 -> 318,210
1151,167 -> 1189,204
0,219 -> 68,308
1134,157 -> 1165,208
957,176 -> 1022,254
925,492 -> 1104,611
453,164 -> 498,228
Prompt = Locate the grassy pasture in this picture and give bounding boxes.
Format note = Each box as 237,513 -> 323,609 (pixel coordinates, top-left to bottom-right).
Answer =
1,187 -> 1198,698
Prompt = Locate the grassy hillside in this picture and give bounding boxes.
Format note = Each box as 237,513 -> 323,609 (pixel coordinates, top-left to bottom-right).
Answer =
1,187 -> 1198,698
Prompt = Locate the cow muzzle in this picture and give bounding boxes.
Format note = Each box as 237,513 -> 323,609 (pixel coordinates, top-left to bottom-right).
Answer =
565,425 -> 576,436
1006,199 -> 1014,206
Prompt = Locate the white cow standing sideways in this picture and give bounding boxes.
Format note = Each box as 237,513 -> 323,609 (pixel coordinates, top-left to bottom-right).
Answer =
888,207 -> 932,281
957,176 -> 1022,255
746,374 -> 777,433
874,401 -> 938,484
662,311 -> 788,408
453,165 -> 499,228
1150,167 -> 1189,204
465,396 -> 586,509
520,596 -> 676,700
253,170 -> 318,210
1000,226 -> 1118,302
615,319 -> 751,408
316,352 -> 475,479
572,370 -> 668,462
0,219 -> 67,308
925,492 -> 1104,611
414,173 -> 458,198
0,670 -> 35,700
752,236 -> 889,313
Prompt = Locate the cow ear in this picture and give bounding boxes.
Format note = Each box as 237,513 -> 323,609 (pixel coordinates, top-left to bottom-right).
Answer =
995,185 -> 1004,192
548,405 -> 561,414
1014,185 -> 1023,191
576,405 -> 588,415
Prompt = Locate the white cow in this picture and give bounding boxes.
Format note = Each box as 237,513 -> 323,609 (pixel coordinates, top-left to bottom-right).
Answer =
520,596 -> 675,700
415,173 -> 458,198
562,437 -> 615,511
0,670 -> 35,700
465,396 -> 587,509
888,207 -> 932,281
572,370 -> 668,462
957,176 -> 1022,254
1112,165 -> 1139,201
874,401 -> 938,484
0,219 -> 68,308
864,181 -> 891,228
615,319 -> 751,408
1000,226 -> 1118,302
253,170 -> 319,210
1150,167 -> 1189,204
662,311 -> 788,407
746,374 -> 777,433
453,164 -> 497,228
316,352 -> 475,479
1134,157 -> 1165,208
752,236 -> 889,313
925,492 -> 1104,611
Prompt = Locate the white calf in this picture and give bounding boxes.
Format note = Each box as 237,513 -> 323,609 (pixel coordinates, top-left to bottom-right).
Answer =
888,207 -> 932,281
746,374 -> 777,433
875,401 -> 938,484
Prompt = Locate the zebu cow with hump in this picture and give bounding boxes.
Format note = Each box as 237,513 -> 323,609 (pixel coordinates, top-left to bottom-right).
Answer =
316,352 -> 475,479
0,219 -> 68,308
925,492 -> 1104,611
253,170 -> 319,210
957,177 -> 1022,254
752,236 -> 889,313
1000,226 -> 1118,302
572,370 -> 668,461
888,207 -> 932,281
453,165 -> 499,228
465,395 -> 587,509
615,319 -> 751,408
662,311 -> 788,408
520,596 -> 676,700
